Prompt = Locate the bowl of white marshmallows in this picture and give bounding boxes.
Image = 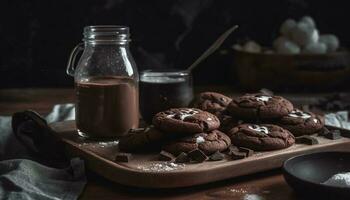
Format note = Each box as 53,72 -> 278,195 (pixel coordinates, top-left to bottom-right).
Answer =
232,16 -> 350,91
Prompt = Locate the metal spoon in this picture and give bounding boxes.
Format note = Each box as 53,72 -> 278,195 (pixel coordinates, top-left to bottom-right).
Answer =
187,25 -> 238,72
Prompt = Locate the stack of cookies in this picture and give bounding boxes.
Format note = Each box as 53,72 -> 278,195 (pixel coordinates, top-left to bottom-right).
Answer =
195,92 -> 324,151
119,107 -> 232,162
118,92 -> 325,163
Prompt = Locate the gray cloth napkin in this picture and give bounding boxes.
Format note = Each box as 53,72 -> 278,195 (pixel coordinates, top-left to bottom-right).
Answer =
0,104 -> 86,200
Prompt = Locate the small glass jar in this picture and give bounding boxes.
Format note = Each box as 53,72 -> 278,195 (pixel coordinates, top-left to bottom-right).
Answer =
66,25 -> 139,138
139,69 -> 193,123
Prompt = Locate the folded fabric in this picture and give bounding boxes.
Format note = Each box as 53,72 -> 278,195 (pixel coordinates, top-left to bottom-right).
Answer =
325,111 -> 350,129
0,158 -> 85,200
0,104 -> 86,200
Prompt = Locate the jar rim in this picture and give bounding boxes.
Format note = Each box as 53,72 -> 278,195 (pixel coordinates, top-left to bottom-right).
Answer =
83,25 -> 130,43
140,69 -> 190,77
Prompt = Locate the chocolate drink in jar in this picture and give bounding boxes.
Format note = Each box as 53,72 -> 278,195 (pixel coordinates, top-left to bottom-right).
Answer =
67,26 -> 139,138
75,76 -> 138,137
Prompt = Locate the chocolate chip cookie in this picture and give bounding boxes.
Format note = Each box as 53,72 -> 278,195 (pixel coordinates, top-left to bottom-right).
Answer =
162,130 -> 231,156
227,124 -> 295,151
277,109 -> 324,136
152,108 -> 220,134
227,93 -> 294,120
192,92 -> 232,116
119,126 -> 165,152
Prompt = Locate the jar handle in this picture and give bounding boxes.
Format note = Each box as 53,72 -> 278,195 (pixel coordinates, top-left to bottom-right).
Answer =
66,43 -> 84,77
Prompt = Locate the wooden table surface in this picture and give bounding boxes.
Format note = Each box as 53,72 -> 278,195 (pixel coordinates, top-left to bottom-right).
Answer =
0,88 -> 322,200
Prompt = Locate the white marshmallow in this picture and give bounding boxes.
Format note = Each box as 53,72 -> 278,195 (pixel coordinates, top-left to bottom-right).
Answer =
280,19 -> 297,38
264,50 -> 275,54
300,16 -> 316,29
243,41 -> 262,53
319,34 -> 340,52
273,36 -> 288,48
232,44 -> 243,51
303,42 -> 327,54
291,22 -> 319,47
274,37 -> 301,54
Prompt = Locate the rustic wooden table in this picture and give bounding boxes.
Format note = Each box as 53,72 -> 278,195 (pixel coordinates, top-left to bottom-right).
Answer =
0,88 -> 323,200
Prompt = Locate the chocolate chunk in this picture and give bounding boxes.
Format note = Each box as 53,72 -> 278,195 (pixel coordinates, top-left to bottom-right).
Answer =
159,150 -> 175,161
325,130 -> 342,140
238,147 -> 254,157
188,149 -> 208,163
115,153 -> 132,162
231,151 -> 246,160
295,136 -> 319,145
175,152 -> 190,163
341,129 -> 350,138
226,145 -> 239,155
318,127 -> 330,136
209,151 -> 225,161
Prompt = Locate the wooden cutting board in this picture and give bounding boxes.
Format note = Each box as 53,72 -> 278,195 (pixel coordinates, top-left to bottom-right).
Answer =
50,120 -> 350,188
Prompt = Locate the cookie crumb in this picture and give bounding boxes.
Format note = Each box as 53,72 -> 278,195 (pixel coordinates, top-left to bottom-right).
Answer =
115,152 -> 132,162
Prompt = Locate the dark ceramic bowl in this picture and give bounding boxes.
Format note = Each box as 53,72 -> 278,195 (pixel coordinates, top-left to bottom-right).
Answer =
283,152 -> 350,199
233,49 -> 350,91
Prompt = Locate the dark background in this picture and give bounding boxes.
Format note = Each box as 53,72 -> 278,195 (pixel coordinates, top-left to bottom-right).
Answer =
0,0 -> 348,88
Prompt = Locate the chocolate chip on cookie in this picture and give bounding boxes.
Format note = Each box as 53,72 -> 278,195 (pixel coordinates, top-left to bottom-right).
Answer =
162,130 -> 231,156
152,108 -> 220,134
227,124 -> 295,151
277,109 -> 324,136
227,93 -> 294,120
119,126 -> 165,152
192,92 -> 232,116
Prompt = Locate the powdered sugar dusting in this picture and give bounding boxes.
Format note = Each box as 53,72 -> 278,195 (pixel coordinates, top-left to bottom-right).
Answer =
248,125 -> 269,134
243,194 -> 265,200
137,162 -> 185,172
256,95 -> 271,102
229,188 -> 248,193
166,109 -> 199,120
323,172 -> 350,187
78,140 -> 119,148
196,136 -> 205,144
288,110 -> 311,119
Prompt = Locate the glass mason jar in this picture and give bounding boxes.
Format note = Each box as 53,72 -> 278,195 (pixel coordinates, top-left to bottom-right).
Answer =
66,25 -> 139,138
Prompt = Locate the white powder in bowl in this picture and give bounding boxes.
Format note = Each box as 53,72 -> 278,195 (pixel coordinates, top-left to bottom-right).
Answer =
243,194 -> 265,200
323,172 -> 350,187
